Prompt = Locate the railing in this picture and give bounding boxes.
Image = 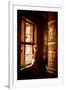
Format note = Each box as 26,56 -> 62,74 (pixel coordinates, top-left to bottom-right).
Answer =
20,63 -> 32,70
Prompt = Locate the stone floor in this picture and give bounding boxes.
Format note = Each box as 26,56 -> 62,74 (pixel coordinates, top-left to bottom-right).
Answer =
17,65 -> 58,80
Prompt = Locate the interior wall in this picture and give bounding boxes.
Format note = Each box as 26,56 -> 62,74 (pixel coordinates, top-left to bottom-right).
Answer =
35,16 -> 48,63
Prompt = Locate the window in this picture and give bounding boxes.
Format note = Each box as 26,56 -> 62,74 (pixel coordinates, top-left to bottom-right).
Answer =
20,17 -> 37,69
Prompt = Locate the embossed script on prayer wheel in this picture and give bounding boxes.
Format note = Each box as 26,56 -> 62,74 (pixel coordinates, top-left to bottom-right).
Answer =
48,12 -> 58,76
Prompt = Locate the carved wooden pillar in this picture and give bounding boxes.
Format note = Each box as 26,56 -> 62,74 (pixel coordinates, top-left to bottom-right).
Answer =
48,12 -> 58,76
